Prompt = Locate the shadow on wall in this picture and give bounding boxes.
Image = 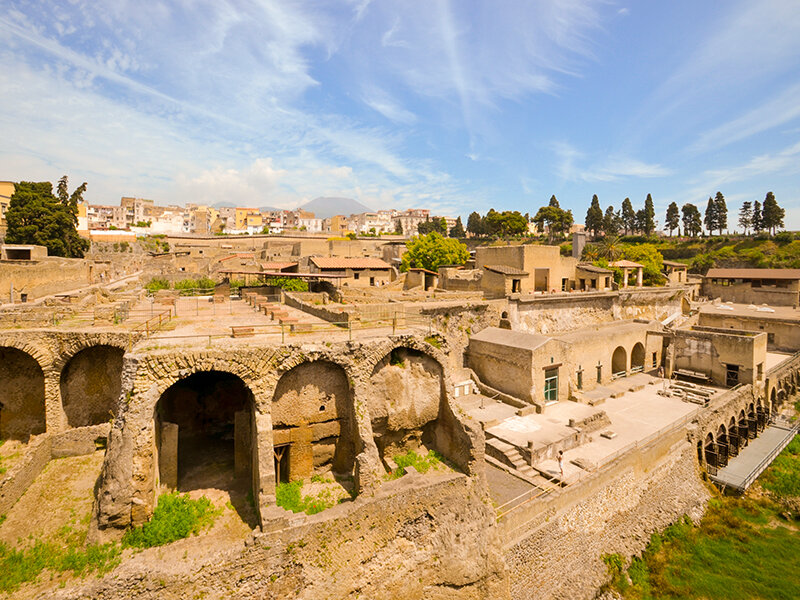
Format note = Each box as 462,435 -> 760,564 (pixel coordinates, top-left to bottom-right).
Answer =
60,345 -> 125,428
271,361 -> 357,485
0,347 -> 46,441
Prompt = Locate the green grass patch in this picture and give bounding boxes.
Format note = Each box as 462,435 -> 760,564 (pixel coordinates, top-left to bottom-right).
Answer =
0,525 -> 121,594
275,480 -> 337,515
424,335 -> 443,349
122,492 -> 220,549
386,449 -> 444,480
611,438 -> 800,600
144,277 -> 170,293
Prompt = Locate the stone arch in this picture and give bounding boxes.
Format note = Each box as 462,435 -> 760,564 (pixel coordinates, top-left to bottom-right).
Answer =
155,370 -> 257,523
368,346 -> 446,470
612,346 -> 627,376
0,347 -> 46,440
60,345 -> 125,427
631,342 -> 645,371
271,360 -> 356,485
704,432 -> 716,468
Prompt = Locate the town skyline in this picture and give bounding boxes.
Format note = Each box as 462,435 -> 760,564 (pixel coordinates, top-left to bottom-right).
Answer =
2,1 -> 800,227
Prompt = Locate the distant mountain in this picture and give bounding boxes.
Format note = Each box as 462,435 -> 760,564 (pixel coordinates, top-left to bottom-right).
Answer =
211,201 -> 282,212
299,197 -> 373,220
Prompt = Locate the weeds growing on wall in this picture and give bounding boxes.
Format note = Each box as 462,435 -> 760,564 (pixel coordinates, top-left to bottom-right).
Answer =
386,449 -> 444,480
122,492 -> 220,549
275,480 -> 339,515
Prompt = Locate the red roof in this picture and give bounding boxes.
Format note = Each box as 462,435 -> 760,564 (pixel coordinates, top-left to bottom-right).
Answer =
260,261 -> 297,271
705,268 -> 800,280
218,253 -> 255,262
310,257 -> 391,270
610,260 -> 644,268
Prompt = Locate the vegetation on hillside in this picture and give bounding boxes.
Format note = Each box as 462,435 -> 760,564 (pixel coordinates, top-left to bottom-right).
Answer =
606,437 -> 800,599
122,492 -> 220,548
401,232 -> 469,272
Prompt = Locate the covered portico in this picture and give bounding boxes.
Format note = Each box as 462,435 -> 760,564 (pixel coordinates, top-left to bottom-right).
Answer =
610,259 -> 645,288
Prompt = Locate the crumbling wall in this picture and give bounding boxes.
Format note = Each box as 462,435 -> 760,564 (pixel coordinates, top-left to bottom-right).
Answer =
504,442 -> 709,600
60,345 -> 125,427
0,347 -> 46,440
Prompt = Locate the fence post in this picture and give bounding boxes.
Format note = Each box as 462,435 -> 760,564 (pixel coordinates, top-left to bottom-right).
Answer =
281,323 -> 285,344
348,320 -> 352,341
392,313 -> 397,335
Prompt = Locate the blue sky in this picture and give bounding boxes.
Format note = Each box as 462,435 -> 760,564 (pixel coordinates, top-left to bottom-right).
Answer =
2,0 -> 800,228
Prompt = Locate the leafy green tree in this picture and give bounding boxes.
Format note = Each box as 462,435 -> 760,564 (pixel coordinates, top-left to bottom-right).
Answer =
597,235 -> 622,261
417,217 -> 447,236
467,211 -> 484,237
682,203 -> 702,237
5,179 -> 90,257
640,193 -> 656,235
738,201 -> 753,235
714,191 -> 727,235
602,205 -> 621,236
703,196 -> 717,235
621,243 -> 664,285
400,233 -> 469,272
621,197 -> 636,235
532,205 -> 574,243
762,191 -> 785,235
394,220 -> 403,235
664,202 -> 680,236
548,195 -> 560,208
484,209 -> 527,237
449,216 -> 465,238
585,194 -> 603,238
752,200 -> 763,233
56,175 -> 87,226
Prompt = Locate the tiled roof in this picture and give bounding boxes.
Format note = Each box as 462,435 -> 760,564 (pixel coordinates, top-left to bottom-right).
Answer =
310,257 -> 392,270
662,260 -> 688,268
260,262 -> 297,271
484,264 -> 528,276
705,268 -> 800,280
610,259 -> 645,268
218,253 -> 254,262
577,263 -> 612,274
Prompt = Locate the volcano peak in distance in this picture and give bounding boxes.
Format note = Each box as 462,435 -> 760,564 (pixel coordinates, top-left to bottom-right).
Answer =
299,197 -> 373,220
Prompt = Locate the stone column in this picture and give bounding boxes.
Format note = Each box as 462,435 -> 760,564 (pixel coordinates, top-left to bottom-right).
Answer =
636,267 -> 643,287
159,421 -> 179,490
43,371 -> 67,434
622,268 -> 629,288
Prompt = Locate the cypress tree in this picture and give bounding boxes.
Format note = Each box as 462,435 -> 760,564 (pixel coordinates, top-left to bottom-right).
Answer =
704,196 -> 717,235
621,197 -> 636,235
665,202 -> 680,236
585,195 -> 604,238
762,191 -> 785,235
714,191 -> 727,235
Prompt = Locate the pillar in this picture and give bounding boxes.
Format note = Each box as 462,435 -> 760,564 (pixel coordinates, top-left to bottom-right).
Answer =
636,267 -> 643,287
159,421 -> 179,490
622,268 -> 629,288
234,410 -> 251,479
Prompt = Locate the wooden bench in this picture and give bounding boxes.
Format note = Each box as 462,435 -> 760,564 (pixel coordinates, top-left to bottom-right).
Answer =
231,326 -> 255,338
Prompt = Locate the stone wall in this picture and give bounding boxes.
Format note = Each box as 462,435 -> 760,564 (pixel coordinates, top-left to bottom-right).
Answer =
55,472 -> 510,600
0,257 -> 89,302
503,441 -> 709,600
511,288 -> 686,335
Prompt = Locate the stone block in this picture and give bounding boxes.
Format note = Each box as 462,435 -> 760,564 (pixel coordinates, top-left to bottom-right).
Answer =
311,420 -> 340,441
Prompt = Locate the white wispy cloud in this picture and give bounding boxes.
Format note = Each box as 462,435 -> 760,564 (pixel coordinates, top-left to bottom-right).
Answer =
362,87 -> 417,124
691,81 -> 800,152
554,143 -> 670,183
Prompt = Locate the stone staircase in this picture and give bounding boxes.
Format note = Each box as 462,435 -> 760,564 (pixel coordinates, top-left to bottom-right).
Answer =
486,437 -> 537,478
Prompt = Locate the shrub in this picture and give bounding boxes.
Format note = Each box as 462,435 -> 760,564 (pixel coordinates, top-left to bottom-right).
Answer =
275,480 -> 336,515
122,492 -> 219,549
388,449 -> 444,479
145,277 -> 170,293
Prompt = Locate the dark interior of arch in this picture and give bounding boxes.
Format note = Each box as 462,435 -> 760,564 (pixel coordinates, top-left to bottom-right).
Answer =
156,371 -> 254,502
0,347 -> 46,441
60,345 -> 125,428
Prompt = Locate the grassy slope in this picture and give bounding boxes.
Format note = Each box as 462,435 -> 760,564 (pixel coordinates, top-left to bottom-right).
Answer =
610,436 -> 800,599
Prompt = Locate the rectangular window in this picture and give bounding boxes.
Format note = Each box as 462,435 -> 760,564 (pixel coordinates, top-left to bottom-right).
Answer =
652,352 -> 658,368
544,368 -> 558,403
726,364 -> 739,387
511,279 -> 521,293
369,277 -> 375,286
757,363 -> 764,380
768,333 -> 775,344
353,272 -> 360,280
561,278 -> 568,292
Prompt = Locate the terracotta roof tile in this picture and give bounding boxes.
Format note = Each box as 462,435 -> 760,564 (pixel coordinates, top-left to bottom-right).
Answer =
310,257 -> 391,269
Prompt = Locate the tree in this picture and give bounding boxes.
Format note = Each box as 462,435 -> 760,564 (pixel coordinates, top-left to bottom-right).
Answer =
752,200 -> 763,233
664,202 -> 680,236
400,232 -> 469,272
620,244 -> 664,286
621,197 -> 636,235
682,203 -> 702,237
640,193 -> 656,235
449,216 -> 465,238
5,179 -> 90,258
417,216 -> 447,236
738,201 -> 753,235
761,191 -> 785,235
602,206 -> 621,237
585,194 -> 603,238
532,205 -> 573,243
484,209 -> 527,237
548,195 -> 560,208
714,191 -> 727,235
394,220 -> 403,235
703,196 -> 717,235
467,211 -> 484,237
56,175 -> 87,226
